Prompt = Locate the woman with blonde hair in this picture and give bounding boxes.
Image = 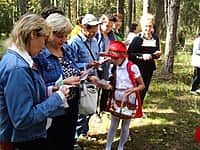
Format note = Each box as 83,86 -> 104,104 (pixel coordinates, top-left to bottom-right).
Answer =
0,13 -> 70,150
128,13 -> 161,106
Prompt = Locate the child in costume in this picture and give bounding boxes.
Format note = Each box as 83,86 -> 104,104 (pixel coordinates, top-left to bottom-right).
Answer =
104,41 -> 145,150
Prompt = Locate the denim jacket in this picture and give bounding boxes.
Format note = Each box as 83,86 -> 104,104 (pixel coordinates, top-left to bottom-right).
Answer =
34,44 -> 80,117
0,49 -> 64,142
34,44 -> 80,86
68,31 -> 99,71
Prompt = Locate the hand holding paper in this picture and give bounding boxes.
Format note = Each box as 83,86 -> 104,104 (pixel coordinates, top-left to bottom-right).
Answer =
80,67 -> 94,81
98,57 -> 111,64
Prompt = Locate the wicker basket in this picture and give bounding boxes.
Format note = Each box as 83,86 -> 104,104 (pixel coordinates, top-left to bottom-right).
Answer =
110,100 -> 137,119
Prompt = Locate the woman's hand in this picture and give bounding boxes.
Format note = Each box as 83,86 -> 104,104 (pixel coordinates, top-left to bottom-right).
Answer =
59,85 -> 70,97
52,86 -> 59,92
103,84 -> 113,90
125,88 -> 135,96
63,76 -> 80,86
87,61 -> 100,69
87,75 -> 99,85
152,50 -> 161,58
95,79 -> 113,89
142,54 -> 152,60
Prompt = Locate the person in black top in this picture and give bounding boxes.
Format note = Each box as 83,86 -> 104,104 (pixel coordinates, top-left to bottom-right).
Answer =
128,13 -> 161,106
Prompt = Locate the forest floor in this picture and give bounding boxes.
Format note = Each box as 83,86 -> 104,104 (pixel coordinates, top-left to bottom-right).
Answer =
76,52 -> 200,150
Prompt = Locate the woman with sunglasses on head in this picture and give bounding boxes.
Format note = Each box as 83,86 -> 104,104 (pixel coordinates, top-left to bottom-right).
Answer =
34,13 -> 81,150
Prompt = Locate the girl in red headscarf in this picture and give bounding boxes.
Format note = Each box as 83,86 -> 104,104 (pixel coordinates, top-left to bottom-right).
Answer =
104,41 -> 145,150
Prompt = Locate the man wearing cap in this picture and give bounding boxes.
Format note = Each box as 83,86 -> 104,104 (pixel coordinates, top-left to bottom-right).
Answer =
68,14 -> 100,141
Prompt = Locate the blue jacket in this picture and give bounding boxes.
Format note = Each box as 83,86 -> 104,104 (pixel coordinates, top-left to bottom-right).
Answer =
0,49 -> 64,142
34,44 -> 80,86
95,31 -> 116,52
34,44 -> 80,117
68,31 -> 99,71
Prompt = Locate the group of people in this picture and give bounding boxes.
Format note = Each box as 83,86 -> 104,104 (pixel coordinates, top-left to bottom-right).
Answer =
0,6 -> 162,150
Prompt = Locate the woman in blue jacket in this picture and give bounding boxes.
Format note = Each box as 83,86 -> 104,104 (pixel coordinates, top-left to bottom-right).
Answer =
34,13 -> 81,150
0,14 -> 69,150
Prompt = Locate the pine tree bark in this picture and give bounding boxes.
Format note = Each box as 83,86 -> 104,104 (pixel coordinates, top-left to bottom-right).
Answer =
162,0 -> 180,74
40,0 -> 50,9
127,0 -> 132,32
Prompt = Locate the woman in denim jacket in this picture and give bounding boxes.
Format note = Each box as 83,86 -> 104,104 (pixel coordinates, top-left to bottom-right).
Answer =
0,14 -> 69,150
34,13 -> 81,150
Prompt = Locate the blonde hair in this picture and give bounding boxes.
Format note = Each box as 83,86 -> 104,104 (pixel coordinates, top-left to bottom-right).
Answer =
4,13 -> 51,51
140,13 -> 155,25
46,13 -> 73,34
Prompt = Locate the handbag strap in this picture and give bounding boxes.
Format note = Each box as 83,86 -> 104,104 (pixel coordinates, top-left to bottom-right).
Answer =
77,34 -> 96,61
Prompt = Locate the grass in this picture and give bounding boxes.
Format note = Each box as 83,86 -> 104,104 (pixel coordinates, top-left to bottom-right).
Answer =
77,50 -> 200,150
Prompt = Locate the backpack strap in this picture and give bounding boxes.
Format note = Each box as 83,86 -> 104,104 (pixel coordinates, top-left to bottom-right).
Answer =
126,60 -> 143,118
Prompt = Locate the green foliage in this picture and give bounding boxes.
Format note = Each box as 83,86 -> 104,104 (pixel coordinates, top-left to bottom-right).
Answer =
0,0 -> 198,39
0,3 -> 13,34
179,0 -> 200,36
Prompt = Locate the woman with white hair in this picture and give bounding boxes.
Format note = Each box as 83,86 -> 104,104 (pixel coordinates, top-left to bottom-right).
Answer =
128,13 -> 161,106
34,13 -> 81,149
0,13 -> 70,150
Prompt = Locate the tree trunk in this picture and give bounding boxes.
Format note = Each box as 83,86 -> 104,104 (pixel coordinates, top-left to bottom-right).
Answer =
127,0 -> 132,32
20,0 -> 29,15
40,0 -> 51,9
76,0 -> 79,18
53,0 -> 57,7
154,0 -> 164,37
68,0 -> 71,20
117,0 -> 125,35
133,0 -> 136,21
143,0 -> 150,15
162,0 -> 180,74
62,0 -> 67,13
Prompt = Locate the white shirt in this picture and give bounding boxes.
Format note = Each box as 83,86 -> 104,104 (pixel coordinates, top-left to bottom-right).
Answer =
191,37 -> 200,67
109,58 -> 141,89
111,59 -> 141,104
126,32 -> 137,48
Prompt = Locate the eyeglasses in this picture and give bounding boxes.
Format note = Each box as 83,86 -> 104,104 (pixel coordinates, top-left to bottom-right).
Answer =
53,32 -> 68,39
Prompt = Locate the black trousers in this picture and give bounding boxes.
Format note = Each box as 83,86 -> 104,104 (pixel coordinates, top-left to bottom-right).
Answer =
15,138 -> 47,150
47,88 -> 80,150
140,71 -> 153,106
191,67 -> 200,91
98,88 -> 111,113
